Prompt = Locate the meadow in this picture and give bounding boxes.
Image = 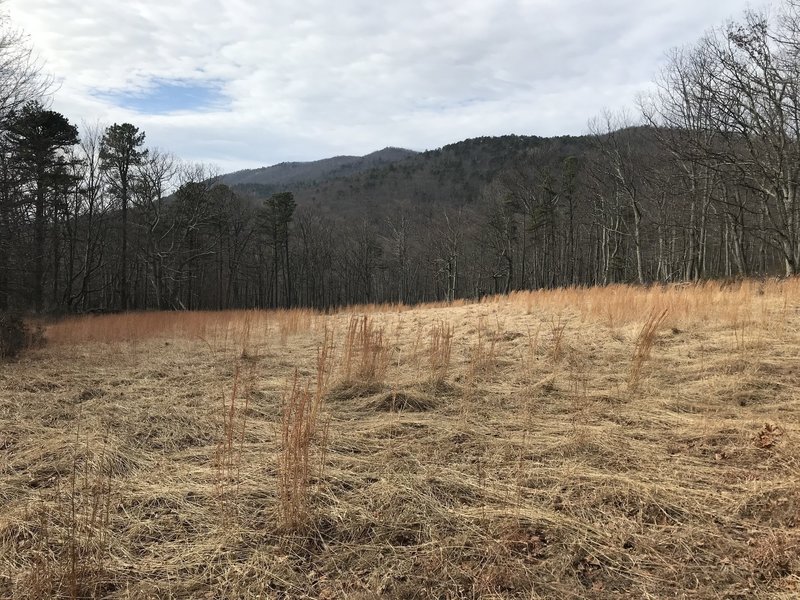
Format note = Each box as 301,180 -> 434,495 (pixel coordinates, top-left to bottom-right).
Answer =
1,279 -> 799,598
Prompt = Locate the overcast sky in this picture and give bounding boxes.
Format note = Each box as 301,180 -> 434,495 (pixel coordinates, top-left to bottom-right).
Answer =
6,0 -> 755,173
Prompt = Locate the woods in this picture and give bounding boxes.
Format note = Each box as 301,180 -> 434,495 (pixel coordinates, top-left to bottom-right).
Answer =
3,1 -> 800,313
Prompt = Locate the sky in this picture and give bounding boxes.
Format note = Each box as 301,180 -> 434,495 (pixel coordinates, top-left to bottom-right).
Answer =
6,0 -> 756,173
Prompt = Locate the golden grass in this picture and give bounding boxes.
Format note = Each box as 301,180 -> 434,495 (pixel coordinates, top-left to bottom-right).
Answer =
428,321 -> 454,386
279,329 -> 333,531
628,308 -> 669,391
340,315 -> 392,386
2,278 -> 800,598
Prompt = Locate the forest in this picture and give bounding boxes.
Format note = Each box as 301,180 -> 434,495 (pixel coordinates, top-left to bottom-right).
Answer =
2,1 -> 800,313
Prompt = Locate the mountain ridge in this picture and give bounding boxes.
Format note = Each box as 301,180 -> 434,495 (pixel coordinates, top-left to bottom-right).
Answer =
220,146 -> 419,189
220,133 -> 595,218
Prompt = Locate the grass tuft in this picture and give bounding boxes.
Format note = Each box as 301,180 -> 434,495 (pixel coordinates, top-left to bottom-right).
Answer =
341,315 -> 391,386
428,321 -> 454,386
278,329 -> 332,531
628,308 -> 669,391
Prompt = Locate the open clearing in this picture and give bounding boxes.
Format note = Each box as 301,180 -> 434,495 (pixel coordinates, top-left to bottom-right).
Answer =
2,280 -> 800,598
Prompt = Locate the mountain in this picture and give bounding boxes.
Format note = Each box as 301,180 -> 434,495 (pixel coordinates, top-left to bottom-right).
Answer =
224,134 -> 591,219
220,147 -> 418,192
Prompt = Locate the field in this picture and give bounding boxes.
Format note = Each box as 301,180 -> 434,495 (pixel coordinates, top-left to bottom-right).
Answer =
2,280 -> 800,599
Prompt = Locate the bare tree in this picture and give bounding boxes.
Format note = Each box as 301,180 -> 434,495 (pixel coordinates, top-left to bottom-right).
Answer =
641,44 -> 723,280
132,148 -> 178,308
0,8 -> 51,125
433,209 -> 465,302
385,211 -> 411,304
697,11 -> 800,274
0,5 -> 50,309
589,111 -> 649,284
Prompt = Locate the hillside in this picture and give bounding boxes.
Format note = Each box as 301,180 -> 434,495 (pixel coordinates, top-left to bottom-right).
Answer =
221,147 -> 418,193
226,134 -> 594,217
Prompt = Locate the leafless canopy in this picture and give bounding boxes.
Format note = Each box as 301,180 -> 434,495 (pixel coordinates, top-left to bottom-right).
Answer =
0,7 -> 51,123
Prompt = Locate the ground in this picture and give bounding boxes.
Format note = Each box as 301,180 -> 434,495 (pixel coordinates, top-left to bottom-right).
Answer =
1,280 -> 800,598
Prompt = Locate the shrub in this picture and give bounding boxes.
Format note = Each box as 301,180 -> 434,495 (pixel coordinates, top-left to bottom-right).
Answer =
0,312 -> 27,360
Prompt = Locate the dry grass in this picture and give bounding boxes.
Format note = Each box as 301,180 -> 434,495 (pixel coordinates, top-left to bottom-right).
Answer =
279,329 -> 333,531
628,308 -> 669,391
467,316 -> 498,381
428,321 -> 454,386
340,315 -> 392,387
2,279 -> 800,598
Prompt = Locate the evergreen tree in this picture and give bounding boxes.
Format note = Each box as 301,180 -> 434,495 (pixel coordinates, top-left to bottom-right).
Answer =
100,123 -> 147,310
262,191 -> 295,307
7,101 -> 78,312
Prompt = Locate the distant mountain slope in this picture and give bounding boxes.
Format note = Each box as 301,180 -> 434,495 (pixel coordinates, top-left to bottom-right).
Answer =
295,134 -> 589,217
220,147 -> 418,190
224,134 -> 592,219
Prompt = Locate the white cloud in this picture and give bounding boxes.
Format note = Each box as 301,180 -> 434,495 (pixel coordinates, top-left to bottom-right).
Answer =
5,0 -> 757,171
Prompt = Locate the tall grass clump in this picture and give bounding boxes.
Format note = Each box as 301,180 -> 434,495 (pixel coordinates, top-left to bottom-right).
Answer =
214,364 -> 249,519
46,309 -> 273,346
19,423 -> 115,599
505,278 -> 799,326
213,314 -> 259,521
467,317 -> 497,381
549,316 -> 567,363
277,308 -> 318,344
64,430 -> 114,599
279,329 -> 333,531
428,321 -> 454,386
628,308 -> 669,391
341,315 -> 391,386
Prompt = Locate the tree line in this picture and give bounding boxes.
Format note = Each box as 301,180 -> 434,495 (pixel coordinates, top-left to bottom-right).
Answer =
2,1 -> 800,314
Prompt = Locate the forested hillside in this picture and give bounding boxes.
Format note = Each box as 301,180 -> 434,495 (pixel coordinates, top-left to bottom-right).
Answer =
2,2 -> 800,312
221,147 -> 417,191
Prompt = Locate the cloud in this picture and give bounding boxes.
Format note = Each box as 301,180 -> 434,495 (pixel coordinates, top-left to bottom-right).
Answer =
6,0 -> 756,171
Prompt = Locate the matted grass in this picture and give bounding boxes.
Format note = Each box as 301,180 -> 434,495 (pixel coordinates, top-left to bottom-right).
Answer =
2,279 -> 800,598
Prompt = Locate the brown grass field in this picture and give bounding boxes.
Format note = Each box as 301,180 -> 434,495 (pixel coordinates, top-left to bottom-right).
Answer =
2,279 -> 800,598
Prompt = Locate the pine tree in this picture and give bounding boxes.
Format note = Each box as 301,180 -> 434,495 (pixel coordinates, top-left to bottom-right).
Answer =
100,123 -> 147,310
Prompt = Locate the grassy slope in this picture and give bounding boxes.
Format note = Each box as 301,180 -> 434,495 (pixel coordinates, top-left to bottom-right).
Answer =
2,280 -> 800,598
